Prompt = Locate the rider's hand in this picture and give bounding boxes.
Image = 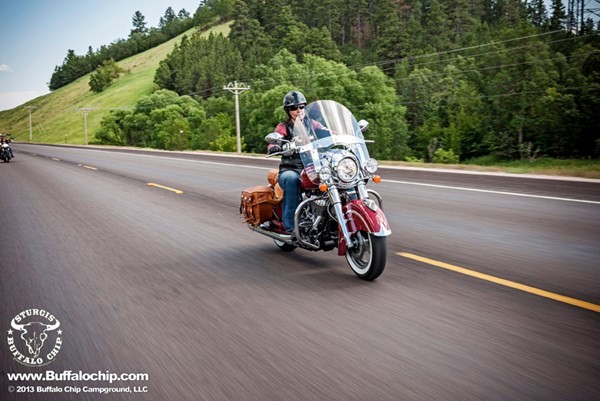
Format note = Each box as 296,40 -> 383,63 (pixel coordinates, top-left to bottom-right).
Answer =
268,145 -> 282,155
281,143 -> 295,156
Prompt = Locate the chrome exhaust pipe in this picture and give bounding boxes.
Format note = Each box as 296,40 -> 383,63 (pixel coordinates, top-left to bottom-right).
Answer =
248,224 -> 294,243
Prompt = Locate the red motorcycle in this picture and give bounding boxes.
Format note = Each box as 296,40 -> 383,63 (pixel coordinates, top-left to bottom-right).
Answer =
241,100 -> 391,280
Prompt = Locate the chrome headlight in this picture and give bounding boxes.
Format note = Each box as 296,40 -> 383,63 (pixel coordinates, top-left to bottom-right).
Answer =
337,157 -> 359,182
319,166 -> 332,181
365,158 -> 378,174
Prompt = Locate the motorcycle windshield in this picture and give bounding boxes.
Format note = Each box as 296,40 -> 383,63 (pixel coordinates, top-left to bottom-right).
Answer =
293,100 -> 370,181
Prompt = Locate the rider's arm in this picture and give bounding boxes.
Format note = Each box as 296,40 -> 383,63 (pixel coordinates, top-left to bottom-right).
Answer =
267,123 -> 288,153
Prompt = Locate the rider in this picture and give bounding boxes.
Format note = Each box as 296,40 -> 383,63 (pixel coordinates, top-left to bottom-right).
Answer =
267,90 -> 308,234
0,134 -> 13,158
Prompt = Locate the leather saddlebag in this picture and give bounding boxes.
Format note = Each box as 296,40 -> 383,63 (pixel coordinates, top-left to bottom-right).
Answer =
240,186 -> 275,226
267,169 -> 284,203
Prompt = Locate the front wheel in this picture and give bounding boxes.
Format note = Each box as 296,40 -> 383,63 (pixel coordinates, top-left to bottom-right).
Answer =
345,231 -> 387,280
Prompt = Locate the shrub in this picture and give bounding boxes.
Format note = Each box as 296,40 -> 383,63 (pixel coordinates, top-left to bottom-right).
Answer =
432,148 -> 459,164
89,59 -> 126,93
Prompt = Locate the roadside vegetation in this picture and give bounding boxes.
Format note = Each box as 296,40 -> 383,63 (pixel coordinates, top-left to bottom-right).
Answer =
0,0 -> 598,178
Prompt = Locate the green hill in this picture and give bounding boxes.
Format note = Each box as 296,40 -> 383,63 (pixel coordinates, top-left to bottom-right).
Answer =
0,22 -> 232,145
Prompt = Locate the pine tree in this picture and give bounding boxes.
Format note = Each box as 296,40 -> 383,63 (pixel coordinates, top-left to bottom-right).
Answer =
527,0 -> 548,28
549,0 -> 567,31
229,0 -> 272,70
131,11 -> 148,36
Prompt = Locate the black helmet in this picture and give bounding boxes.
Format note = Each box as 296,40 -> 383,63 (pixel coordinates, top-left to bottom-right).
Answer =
283,91 -> 306,110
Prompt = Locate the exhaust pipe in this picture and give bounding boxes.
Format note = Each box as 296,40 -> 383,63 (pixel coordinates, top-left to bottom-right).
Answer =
248,223 -> 320,251
248,224 -> 295,243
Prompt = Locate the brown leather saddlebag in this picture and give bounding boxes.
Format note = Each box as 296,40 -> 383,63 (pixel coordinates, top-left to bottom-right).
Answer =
267,169 -> 284,203
240,186 -> 275,226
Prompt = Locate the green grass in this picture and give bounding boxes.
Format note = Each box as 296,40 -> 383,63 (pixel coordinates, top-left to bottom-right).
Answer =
463,156 -> 600,179
0,22 -> 232,144
384,156 -> 600,179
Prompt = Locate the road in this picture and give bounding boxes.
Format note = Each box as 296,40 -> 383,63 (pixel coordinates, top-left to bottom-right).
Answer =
1,143 -> 599,401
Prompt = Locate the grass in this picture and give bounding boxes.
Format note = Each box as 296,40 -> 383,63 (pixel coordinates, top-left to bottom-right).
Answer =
385,157 -> 600,179
0,22 -> 232,144
465,157 -> 600,179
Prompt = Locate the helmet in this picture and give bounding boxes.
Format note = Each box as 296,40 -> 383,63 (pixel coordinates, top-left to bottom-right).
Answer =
283,91 -> 306,110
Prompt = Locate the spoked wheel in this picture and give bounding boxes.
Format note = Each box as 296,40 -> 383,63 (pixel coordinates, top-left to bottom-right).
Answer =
345,231 -> 387,280
274,239 -> 297,252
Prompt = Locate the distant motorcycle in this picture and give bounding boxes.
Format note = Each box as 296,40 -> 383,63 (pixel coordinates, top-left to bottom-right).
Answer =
240,100 -> 391,280
1,143 -> 11,162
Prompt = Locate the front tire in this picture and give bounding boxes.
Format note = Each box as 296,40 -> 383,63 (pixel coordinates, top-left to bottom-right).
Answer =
345,231 -> 386,280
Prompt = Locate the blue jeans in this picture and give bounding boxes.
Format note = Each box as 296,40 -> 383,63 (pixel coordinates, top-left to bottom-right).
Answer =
278,170 -> 301,231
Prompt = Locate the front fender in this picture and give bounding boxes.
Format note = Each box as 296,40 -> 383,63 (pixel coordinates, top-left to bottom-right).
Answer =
338,199 -> 391,255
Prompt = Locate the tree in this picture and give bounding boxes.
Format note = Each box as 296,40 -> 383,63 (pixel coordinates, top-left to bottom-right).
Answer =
548,0 -> 567,31
89,59 -> 126,93
479,27 -> 558,160
422,0 -> 452,51
229,0 -> 272,69
154,33 -> 243,99
95,90 -> 206,149
159,7 -> 178,36
357,66 -> 409,160
131,11 -> 148,36
93,110 -> 131,145
527,0 -> 548,28
370,0 -> 425,74
444,0 -> 482,43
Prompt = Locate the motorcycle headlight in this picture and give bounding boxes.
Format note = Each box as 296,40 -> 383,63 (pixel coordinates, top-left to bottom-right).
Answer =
319,166 -> 332,181
365,158 -> 378,174
337,157 -> 358,182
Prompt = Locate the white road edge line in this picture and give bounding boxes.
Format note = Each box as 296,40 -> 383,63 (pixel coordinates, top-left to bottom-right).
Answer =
383,179 -> 600,205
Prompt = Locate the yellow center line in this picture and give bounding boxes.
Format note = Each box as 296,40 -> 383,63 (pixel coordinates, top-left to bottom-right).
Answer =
397,252 -> 600,313
83,165 -> 98,170
51,157 -> 60,161
147,183 -> 183,195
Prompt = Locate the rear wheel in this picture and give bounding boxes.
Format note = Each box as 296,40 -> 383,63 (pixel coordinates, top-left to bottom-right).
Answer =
345,231 -> 386,280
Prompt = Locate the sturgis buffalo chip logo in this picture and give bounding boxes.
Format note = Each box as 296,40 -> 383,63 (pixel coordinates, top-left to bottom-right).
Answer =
7,308 -> 63,367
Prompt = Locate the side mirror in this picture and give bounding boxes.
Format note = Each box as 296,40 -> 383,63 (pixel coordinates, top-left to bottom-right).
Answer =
265,132 -> 283,144
358,120 -> 369,132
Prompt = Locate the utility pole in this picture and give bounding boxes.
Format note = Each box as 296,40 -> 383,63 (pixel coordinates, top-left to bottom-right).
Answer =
77,108 -> 95,145
24,106 -> 38,141
223,81 -> 250,154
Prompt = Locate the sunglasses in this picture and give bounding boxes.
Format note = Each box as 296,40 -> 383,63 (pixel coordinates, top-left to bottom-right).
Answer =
288,105 -> 305,111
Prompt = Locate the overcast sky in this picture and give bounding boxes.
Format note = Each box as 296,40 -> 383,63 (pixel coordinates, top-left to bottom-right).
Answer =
0,0 -> 201,111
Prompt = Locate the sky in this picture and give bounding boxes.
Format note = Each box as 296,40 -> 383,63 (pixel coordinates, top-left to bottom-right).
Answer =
0,0 -> 201,111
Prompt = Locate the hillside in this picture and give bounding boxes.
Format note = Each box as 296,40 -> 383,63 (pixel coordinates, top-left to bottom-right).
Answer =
0,23 -> 232,144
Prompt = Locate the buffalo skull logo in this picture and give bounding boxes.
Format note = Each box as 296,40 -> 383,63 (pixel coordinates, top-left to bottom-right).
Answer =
11,317 -> 60,358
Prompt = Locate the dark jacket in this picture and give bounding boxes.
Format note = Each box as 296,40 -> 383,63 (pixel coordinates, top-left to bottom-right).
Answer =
273,121 -> 303,174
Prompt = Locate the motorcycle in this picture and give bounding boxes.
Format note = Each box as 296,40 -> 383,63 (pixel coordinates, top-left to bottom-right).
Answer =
1,143 -> 11,162
240,100 -> 391,280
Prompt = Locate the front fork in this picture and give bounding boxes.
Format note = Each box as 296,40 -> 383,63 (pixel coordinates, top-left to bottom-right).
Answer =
330,181 -> 377,248
329,186 -> 355,248
332,182 -> 391,255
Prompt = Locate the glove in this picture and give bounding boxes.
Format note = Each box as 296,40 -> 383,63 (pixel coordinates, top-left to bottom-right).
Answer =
268,145 -> 282,155
281,143 -> 295,156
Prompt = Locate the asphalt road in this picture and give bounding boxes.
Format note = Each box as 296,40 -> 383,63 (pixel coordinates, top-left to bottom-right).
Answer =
1,143 -> 599,401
